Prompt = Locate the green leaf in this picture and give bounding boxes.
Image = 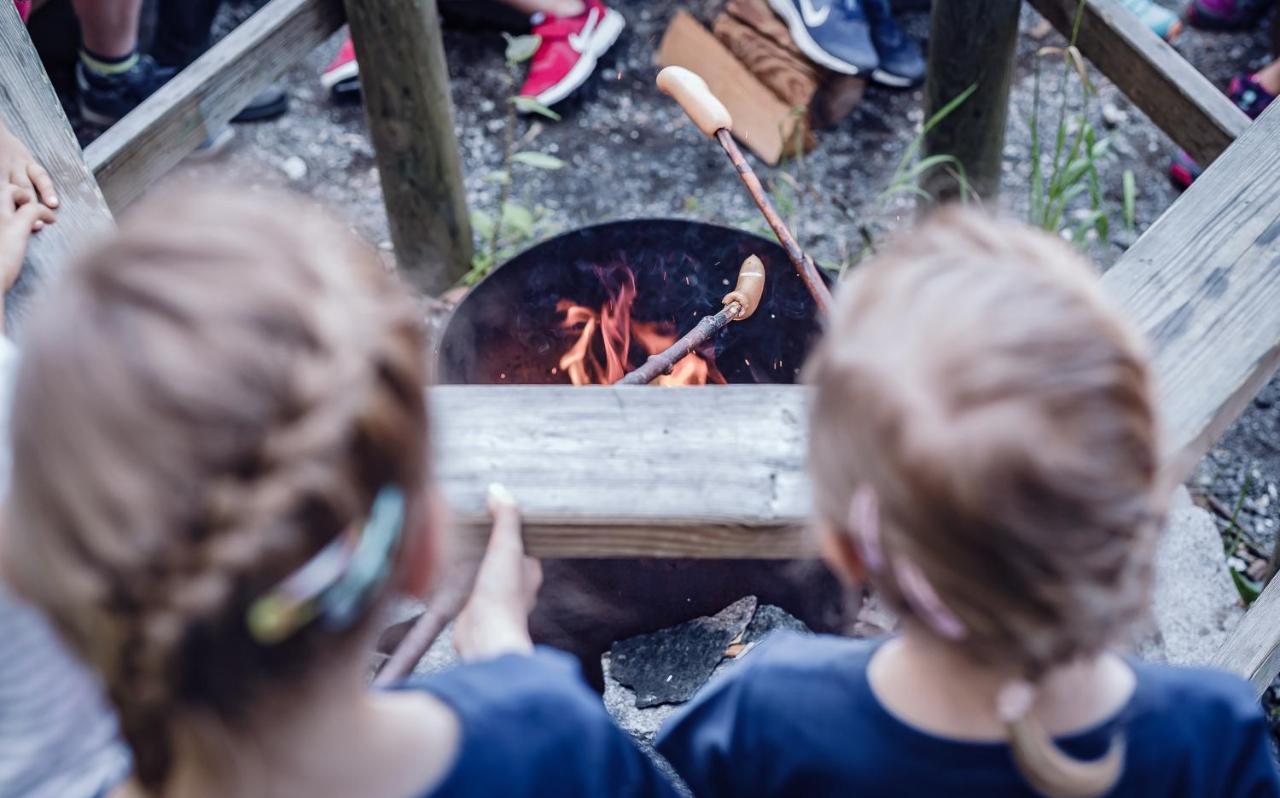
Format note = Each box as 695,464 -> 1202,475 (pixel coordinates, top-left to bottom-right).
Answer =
470,208 -> 495,241
1071,209 -> 1107,243
1231,568 -> 1264,606
503,33 -> 542,66
1089,138 -> 1110,162
512,151 -> 567,170
485,170 -> 512,185
1123,169 -> 1137,233
510,96 -> 562,121
501,202 -> 535,237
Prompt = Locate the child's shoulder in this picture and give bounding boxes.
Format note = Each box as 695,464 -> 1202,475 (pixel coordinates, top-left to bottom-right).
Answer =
737,630 -> 877,679
405,647 -> 601,730
1129,659 -> 1266,732
402,648 -> 679,798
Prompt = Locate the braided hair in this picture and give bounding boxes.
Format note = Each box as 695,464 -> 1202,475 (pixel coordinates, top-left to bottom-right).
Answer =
3,188 -> 430,792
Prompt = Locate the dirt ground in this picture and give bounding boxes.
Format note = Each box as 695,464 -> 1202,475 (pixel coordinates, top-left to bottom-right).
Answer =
67,0 -> 1280,735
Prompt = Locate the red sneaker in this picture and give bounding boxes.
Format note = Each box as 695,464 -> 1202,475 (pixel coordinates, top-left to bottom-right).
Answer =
321,35 -> 359,96
520,0 -> 625,108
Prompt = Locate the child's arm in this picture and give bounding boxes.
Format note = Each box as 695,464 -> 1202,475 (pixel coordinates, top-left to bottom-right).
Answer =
0,117 -> 57,210
452,483 -> 542,661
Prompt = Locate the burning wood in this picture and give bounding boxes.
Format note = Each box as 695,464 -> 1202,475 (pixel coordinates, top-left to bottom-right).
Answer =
657,66 -> 834,315
618,255 -> 766,386
555,266 -> 729,387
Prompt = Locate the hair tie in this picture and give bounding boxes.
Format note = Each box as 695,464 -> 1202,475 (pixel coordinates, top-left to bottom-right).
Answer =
247,485 -> 406,644
997,679 -> 1037,724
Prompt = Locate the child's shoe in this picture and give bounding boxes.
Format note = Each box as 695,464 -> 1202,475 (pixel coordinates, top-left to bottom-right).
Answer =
321,35 -> 360,101
519,0 -> 626,108
1169,72 -> 1275,189
1185,0 -> 1272,29
76,54 -> 176,127
1116,0 -> 1184,39
863,0 -> 925,87
767,0 -> 879,76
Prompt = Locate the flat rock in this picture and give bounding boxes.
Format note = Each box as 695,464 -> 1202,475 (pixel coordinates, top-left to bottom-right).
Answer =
609,596 -> 758,708
1142,487 -> 1245,665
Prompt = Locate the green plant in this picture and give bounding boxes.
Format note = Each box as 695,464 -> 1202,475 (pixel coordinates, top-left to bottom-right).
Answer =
463,34 -> 566,286
1027,2 -> 1130,244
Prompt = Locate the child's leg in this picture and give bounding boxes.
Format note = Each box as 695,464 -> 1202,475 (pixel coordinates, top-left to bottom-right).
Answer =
70,0 -> 143,60
501,0 -> 586,17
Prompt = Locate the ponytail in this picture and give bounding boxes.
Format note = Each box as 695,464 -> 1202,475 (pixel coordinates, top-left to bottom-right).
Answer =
999,681 -> 1125,798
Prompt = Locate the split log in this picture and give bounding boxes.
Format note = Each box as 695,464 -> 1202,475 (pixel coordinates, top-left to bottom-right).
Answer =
713,0 -> 820,110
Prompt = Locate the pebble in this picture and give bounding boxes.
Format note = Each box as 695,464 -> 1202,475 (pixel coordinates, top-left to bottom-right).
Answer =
279,155 -> 308,181
1101,102 -> 1128,129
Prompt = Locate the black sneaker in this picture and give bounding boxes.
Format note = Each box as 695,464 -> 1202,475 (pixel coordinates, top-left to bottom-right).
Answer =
76,55 -> 176,127
767,0 -> 879,76
863,0 -> 925,87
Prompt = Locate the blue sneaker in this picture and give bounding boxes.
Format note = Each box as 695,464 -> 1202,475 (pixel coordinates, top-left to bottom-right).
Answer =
76,55 -> 176,127
767,0 -> 879,76
863,0 -> 925,87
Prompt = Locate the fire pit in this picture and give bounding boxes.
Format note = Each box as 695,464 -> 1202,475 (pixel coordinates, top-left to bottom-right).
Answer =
437,219 -> 846,688
438,219 -> 826,387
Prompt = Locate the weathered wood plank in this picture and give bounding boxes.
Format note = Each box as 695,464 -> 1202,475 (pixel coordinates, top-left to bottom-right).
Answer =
1028,0 -> 1250,167
345,0 -> 473,294
1099,100 -> 1280,694
84,0 -> 345,213
0,1 -> 113,328
432,385 -> 811,559
923,0 -> 1021,201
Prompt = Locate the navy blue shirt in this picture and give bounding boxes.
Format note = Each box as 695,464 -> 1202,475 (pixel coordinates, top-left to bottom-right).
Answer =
656,632 -> 1280,798
406,648 -> 679,798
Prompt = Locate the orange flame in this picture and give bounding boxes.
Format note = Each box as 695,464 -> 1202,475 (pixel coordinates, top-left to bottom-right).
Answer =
555,274 -> 726,386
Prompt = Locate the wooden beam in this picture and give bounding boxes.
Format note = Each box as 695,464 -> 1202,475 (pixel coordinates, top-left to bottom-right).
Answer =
0,1 -> 113,328
84,0 -> 346,213
1099,100 -> 1280,695
922,0 -> 1021,201
432,385 -> 811,560
1028,0 -> 1250,168
345,0 -> 473,294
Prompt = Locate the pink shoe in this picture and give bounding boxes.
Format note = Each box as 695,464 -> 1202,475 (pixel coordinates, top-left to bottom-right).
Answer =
321,35 -> 359,97
520,0 -> 625,108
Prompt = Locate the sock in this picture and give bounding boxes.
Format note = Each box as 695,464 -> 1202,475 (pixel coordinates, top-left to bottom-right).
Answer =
79,48 -> 140,77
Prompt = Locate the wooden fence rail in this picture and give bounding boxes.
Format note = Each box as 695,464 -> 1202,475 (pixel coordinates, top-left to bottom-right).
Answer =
85,0 -> 346,212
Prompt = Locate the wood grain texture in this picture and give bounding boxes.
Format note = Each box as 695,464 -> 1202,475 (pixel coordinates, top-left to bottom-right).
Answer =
0,1 -> 113,331
345,0 -> 473,294
922,0 -> 1021,201
432,385 -> 812,559
1099,100 -> 1280,694
84,0 -> 345,213
658,10 -> 812,165
1029,0 -> 1249,167
714,0 -> 819,110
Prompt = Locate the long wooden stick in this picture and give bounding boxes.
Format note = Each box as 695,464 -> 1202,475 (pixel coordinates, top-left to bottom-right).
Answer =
713,129 -> 830,315
618,303 -> 742,385
618,255 -> 767,386
657,67 -> 833,315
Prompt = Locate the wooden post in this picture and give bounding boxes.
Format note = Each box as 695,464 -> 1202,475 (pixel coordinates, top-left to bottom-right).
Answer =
345,0 -> 473,294
0,1 -> 114,329
920,0 -> 1021,204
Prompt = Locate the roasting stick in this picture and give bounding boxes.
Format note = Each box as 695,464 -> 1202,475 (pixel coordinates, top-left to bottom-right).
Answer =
656,66 -> 833,315
618,255 -> 766,385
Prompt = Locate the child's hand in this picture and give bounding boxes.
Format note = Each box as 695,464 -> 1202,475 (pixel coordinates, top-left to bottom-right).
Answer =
453,484 -> 543,662
0,185 -> 56,291
0,127 -> 57,210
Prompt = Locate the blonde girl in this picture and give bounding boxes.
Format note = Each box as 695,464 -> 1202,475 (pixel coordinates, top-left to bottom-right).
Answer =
1,189 -> 678,798
656,209 -> 1280,798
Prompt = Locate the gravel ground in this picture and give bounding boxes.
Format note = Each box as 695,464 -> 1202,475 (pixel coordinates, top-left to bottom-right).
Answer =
65,0 -> 1280,746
